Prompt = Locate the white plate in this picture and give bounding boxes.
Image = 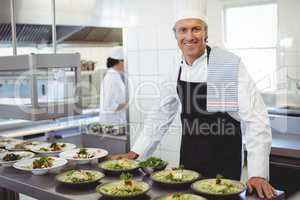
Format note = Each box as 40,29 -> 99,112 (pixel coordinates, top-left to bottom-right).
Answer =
29,142 -> 76,155
0,149 -> 7,154
5,141 -> 45,151
13,156 -> 67,175
0,151 -> 35,167
59,148 -> 108,165
0,138 -> 23,148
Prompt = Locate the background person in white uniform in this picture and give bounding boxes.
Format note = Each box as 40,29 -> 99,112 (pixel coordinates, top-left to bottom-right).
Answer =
107,0 -> 276,199
99,47 -> 127,126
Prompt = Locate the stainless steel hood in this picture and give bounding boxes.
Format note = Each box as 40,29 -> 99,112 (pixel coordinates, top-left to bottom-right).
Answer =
0,23 -> 122,45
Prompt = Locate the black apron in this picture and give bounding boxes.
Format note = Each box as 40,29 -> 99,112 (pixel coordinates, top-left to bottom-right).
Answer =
177,46 -> 242,180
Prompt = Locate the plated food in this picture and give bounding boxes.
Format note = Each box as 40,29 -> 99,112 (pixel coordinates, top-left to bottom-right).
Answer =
99,159 -> 139,175
191,176 -> 245,197
0,151 -> 35,167
56,169 -> 104,186
0,149 -> 7,154
5,140 -> 43,151
0,137 -> 22,148
88,123 -> 120,135
88,122 -> 103,133
97,173 -> 150,198
29,142 -> 76,155
59,148 -> 108,164
151,169 -> 200,188
13,156 -> 67,175
139,157 -> 168,171
153,193 -> 207,200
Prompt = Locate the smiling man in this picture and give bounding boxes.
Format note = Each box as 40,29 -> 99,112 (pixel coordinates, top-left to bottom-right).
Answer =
108,0 -> 276,199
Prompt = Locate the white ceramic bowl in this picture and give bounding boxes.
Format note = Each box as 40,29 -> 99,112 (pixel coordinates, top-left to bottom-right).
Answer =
5,141 -> 45,151
0,138 -> 23,148
13,156 -> 67,175
0,151 -> 35,167
29,142 -> 76,156
59,148 -> 108,165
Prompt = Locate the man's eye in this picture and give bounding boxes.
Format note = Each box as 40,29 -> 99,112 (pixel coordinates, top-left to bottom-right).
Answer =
192,27 -> 202,32
178,28 -> 186,33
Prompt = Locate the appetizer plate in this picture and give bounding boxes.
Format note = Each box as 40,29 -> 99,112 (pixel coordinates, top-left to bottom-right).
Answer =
0,138 -> 23,148
96,180 -> 150,198
5,140 -> 45,151
99,159 -> 140,176
13,156 -> 67,175
29,142 -> 76,155
56,169 -> 104,186
0,149 -> 7,154
152,193 -> 207,200
0,151 -> 35,167
139,157 -> 168,174
150,169 -> 200,188
59,148 -> 108,165
191,178 -> 246,198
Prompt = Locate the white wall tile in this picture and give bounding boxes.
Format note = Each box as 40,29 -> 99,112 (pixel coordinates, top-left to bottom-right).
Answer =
124,27 -> 140,51
138,27 -> 158,50
127,52 -> 140,75
128,76 -> 140,96
158,50 -> 178,76
129,108 -> 140,124
157,24 -> 177,50
139,51 -> 158,75
137,75 -> 159,95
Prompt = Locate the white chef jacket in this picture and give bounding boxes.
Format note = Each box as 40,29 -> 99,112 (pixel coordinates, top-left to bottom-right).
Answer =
132,48 -> 272,180
99,68 -> 126,126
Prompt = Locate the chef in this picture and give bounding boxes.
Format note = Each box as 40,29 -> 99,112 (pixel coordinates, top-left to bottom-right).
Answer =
109,0 -> 276,199
99,46 -> 127,126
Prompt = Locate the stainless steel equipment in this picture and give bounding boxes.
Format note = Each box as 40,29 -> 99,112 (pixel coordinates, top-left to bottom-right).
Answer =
0,53 -> 82,120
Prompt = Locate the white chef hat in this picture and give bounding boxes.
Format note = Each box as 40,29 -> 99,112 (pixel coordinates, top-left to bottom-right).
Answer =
109,46 -> 124,60
174,0 -> 207,24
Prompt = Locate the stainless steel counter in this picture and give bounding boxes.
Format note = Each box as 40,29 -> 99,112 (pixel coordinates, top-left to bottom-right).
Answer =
0,163 -> 284,200
271,133 -> 300,159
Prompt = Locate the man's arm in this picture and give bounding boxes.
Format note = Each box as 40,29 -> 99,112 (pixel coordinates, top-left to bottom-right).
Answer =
131,83 -> 180,158
237,62 -> 276,199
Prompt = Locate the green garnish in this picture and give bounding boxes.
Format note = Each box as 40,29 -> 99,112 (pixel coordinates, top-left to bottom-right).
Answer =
120,172 -> 133,181
216,174 -> 223,184
3,153 -> 21,161
139,157 -> 167,169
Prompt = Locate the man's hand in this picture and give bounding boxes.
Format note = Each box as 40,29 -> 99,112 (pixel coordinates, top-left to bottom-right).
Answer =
105,151 -> 139,161
247,177 -> 277,199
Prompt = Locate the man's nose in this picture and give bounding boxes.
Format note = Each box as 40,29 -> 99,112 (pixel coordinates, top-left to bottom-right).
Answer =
185,30 -> 194,40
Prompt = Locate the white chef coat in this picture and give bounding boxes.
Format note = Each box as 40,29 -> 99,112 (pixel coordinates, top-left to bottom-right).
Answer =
132,48 -> 272,180
99,68 -> 126,126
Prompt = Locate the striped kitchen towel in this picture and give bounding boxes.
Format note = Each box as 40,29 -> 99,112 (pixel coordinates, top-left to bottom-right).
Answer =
207,47 -> 240,112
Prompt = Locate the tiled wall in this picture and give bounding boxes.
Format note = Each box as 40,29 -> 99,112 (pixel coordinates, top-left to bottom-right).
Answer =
123,0 -> 180,166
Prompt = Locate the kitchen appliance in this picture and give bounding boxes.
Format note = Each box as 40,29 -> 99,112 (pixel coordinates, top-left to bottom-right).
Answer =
0,53 -> 82,121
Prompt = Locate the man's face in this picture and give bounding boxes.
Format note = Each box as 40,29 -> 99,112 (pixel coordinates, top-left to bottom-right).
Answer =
174,19 -> 207,62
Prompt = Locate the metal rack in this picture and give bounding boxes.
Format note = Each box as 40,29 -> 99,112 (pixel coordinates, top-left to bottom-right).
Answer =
0,53 -> 82,121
